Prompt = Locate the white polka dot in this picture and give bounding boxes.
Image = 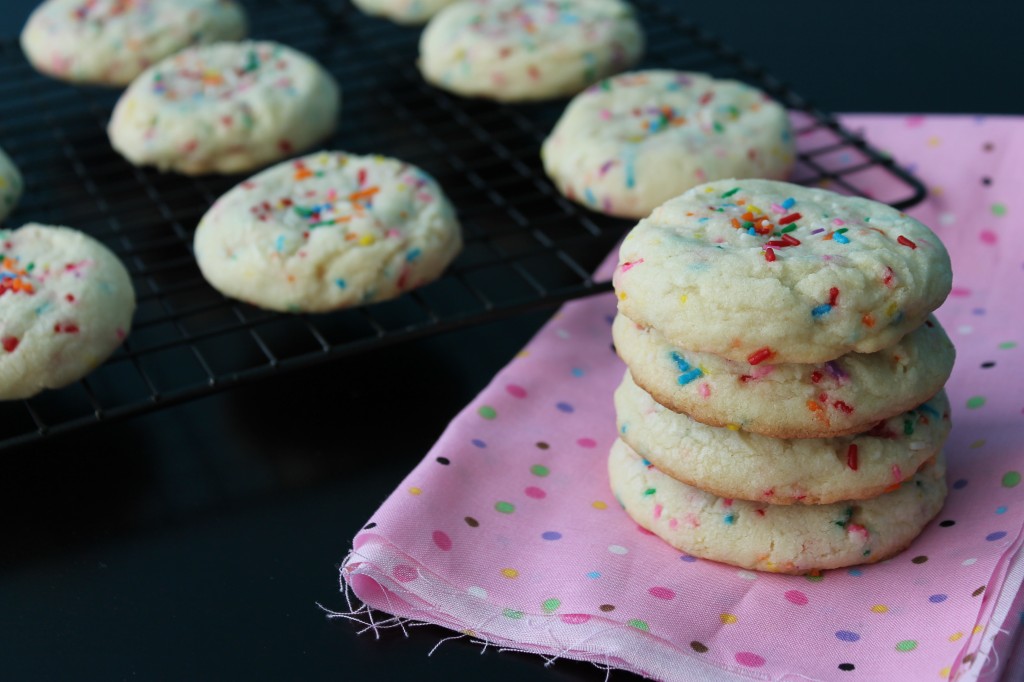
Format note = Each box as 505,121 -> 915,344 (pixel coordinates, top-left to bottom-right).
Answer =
556,329 -> 571,339
958,325 -> 973,335
962,558 -> 977,566
939,212 -> 956,226
608,544 -> 629,555
467,586 -> 487,599
736,571 -> 757,580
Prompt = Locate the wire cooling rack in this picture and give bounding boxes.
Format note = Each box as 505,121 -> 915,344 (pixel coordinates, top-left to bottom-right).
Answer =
0,0 -> 926,449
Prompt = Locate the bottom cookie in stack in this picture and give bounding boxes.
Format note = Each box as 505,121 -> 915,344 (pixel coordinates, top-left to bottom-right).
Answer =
608,438 -> 948,575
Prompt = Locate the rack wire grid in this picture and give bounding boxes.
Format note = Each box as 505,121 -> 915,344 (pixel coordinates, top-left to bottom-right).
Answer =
0,0 -> 926,450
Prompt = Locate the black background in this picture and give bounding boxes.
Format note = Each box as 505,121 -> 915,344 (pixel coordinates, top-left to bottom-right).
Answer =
1,1 -> 1021,680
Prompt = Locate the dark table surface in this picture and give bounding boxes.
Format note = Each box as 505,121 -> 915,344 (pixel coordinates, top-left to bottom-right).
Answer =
1,2 -> 1022,681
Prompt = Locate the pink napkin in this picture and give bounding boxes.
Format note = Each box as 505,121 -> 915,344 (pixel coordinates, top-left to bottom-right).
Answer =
338,115 -> 1024,681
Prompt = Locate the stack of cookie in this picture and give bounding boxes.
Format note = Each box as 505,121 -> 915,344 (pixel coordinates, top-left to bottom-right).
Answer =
609,179 -> 955,574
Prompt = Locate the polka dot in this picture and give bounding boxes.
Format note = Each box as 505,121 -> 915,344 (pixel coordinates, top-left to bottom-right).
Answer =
608,544 -> 628,555
393,564 -> 418,583
971,439 -> 987,449
362,522 -> 377,530
501,568 -> 518,579
997,506 -> 1008,514
735,652 -> 766,668
958,325 -> 973,335
530,464 -> 550,477
495,501 -> 515,514
680,554 -> 697,562
963,558 -> 977,566
992,203 -> 1007,216
599,604 -> 615,612
974,624 -> 984,634
953,479 -> 968,490
951,287 -> 972,297
471,439 -> 486,448
847,568 -> 863,577
929,594 -> 948,603
940,666 -> 951,678
982,176 -> 992,186
912,555 -> 929,564
896,640 -> 918,652
836,630 -> 860,643
938,212 -> 956,226
555,329 -> 571,339
1003,471 -> 1021,488
570,367 -> 584,377
973,586 -> 986,597
720,613 -> 738,625
838,663 -> 855,672
478,405 -> 497,419
409,487 -> 422,496
503,608 -> 523,619
966,396 -> 986,409
987,531 -> 1007,541
627,619 -> 649,631
736,571 -> 757,581
464,516 -> 479,527
467,586 -> 487,599
505,384 -> 527,398
556,402 -> 574,413
561,613 -> 591,625
576,437 -> 597,448
999,341 -> 1018,349
542,598 -> 560,612
871,604 -> 889,613
541,531 -> 562,541
805,573 -> 824,582
950,632 -> 964,642
524,486 -> 546,499
432,530 -> 452,551
592,500 -> 608,510
784,590 -> 808,606
690,641 -> 708,653
586,571 -> 601,579
980,230 -> 998,244
535,441 -> 549,449
648,587 -> 675,600
939,520 -> 956,527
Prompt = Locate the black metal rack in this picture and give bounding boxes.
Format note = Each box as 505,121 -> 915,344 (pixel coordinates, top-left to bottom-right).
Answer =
0,0 -> 926,450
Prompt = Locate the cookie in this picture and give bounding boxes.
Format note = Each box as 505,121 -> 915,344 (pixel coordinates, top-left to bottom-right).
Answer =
352,0 -> 457,24
608,438 -> 947,574
194,151 -> 462,312
612,313 -> 955,438
108,41 -> 340,175
418,0 -> 644,102
613,180 -> 953,364
0,147 -> 23,222
0,224 -> 135,399
541,70 -> 794,219
21,0 -> 247,86
614,369 -> 951,505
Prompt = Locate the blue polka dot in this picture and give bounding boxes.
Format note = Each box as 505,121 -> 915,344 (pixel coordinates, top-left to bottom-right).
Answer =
953,479 -> 969,490
835,631 -> 861,643
471,439 -> 486,448
680,555 -> 697,563
972,307 -> 986,315
847,568 -> 863,577
987,531 -> 1008,541
542,531 -> 562,541
556,402 -> 575,413
571,367 -> 585,377
586,571 -> 601,579
929,594 -> 948,603
604,314 -> 615,325
996,506 -> 1008,514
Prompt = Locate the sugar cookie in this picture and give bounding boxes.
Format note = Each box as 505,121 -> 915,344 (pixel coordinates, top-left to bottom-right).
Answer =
352,0 -> 457,25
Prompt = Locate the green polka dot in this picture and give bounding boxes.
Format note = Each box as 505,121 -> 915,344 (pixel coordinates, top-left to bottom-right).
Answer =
542,598 -> 560,613
999,341 -> 1017,350
503,609 -> 523,620
531,465 -> 550,477
627,619 -> 649,631
478,406 -> 497,419
495,501 -> 515,514
992,203 -> 1007,216
966,396 -> 986,409
896,640 -> 918,652
1003,472 -> 1021,488
805,574 -> 824,583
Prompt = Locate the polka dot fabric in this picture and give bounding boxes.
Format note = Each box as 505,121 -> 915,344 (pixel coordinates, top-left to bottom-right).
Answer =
341,115 -> 1024,681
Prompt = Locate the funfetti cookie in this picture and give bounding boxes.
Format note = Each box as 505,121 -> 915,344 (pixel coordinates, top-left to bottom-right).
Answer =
418,0 -> 644,102
0,147 -> 23,222
613,180 -> 953,364
612,313 -> 955,438
352,0 -> 458,25
108,41 -> 340,175
541,70 -> 794,219
21,0 -> 247,86
0,224 -> 135,400
608,438 -> 947,574
614,370 -> 951,505
194,151 -> 462,313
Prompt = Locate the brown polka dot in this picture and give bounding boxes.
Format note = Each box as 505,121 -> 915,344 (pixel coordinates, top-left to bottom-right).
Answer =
912,555 -> 928,564
982,176 -> 992,186
973,586 -> 985,597
939,519 -> 956,527
464,517 -> 479,527
983,142 -> 994,152
690,641 -> 708,653
536,441 -> 549,450
963,654 -> 976,664
599,604 -> 615,612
